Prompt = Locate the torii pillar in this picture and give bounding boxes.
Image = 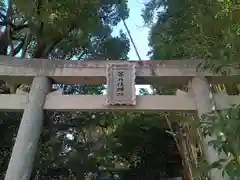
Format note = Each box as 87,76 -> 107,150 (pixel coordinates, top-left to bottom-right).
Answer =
5,76 -> 52,180
189,76 -> 228,180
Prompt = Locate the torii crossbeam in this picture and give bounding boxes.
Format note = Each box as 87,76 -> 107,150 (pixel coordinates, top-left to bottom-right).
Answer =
1,55 -> 238,180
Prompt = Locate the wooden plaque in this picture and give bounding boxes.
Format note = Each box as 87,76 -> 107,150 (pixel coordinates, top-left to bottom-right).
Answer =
106,63 -> 136,105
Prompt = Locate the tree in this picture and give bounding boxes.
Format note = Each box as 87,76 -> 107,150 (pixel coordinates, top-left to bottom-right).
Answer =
0,1 -> 186,180
143,0 -> 240,179
109,113 -> 183,179
143,0 -> 240,66
0,0 -> 131,179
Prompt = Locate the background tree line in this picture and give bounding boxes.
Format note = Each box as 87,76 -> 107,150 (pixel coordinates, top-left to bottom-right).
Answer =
0,0 -> 239,179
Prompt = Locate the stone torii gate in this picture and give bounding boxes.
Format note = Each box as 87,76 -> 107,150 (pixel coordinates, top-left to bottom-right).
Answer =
0,55 -> 239,180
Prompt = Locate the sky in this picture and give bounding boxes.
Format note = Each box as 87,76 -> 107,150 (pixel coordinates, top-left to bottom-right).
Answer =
113,0 -> 150,61
112,0 -> 152,93
3,0 -> 152,93
4,0 -> 150,61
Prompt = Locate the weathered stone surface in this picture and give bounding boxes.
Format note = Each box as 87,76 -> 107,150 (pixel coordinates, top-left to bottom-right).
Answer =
5,76 -> 52,180
0,55 -> 239,85
106,63 -> 136,105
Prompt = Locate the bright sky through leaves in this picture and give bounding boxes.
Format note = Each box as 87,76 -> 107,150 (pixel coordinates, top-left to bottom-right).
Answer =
113,0 -> 152,93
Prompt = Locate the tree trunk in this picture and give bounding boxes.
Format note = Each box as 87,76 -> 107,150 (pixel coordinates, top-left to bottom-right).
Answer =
0,30 -> 10,55
0,0 -> 13,55
33,41 -> 48,58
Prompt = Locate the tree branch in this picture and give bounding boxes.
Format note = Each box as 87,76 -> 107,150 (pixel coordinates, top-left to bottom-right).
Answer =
36,0 -> 44,36
42,39 -> 62,58
20,30 -> 32,58
13,24 -> 29,31
12,38 -> 25,56
78,50 -> 87,60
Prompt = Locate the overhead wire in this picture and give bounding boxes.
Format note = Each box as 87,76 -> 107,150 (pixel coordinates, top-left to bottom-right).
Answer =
116,0 -> 142,60
121,17 -> 142,61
